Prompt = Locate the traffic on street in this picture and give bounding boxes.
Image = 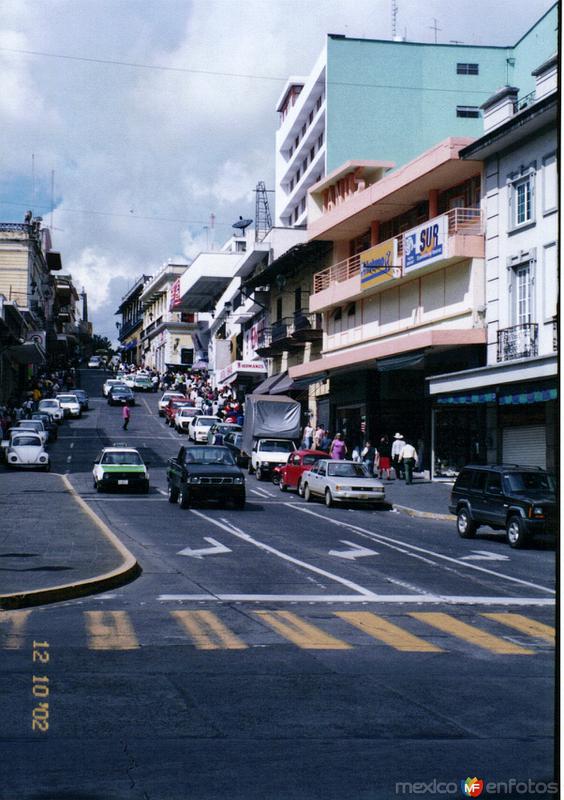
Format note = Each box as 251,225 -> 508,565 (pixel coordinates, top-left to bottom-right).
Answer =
1,367 -> 556,800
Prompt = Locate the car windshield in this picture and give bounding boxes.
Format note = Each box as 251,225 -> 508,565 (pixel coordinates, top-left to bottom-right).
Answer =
185,447 -> 235,466
196,417 -> 219,427
327,463 -> 370,478
101,452 -> 143,465
40,400 -> 58,407
504,472 -> 556,495
303,455 -> 322,466
74,391 -> 87,397
12,436 -> 41,447
19,421 -> 42,430
58,395 -> 78,402
179,409 -> 198,417
112,387 -> 130,394
260,441 -> 295,453
218,424 -> 240,433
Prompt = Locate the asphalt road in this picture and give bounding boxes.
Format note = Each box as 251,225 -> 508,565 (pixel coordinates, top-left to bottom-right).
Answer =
1,369 -> 557,800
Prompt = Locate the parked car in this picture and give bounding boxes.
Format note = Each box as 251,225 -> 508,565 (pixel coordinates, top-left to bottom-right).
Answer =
449,464 -> 557,549
88,355 -> 102,368
92,447 -> 150,493
275,449 -> 328,493
175,407 -> 202,433
167,445 -> 245,509
123,374 -> 136,389
38,398 -> 64,423
56,393 -> 82,418
188,415 -> 221,443
133,375 -> 155,392
158,391 -> 186,416
223,431 -> 248,468
12,419 -> 49,447
73,389 -> 89,411
103,379 -> 126,398
302,459 -> 386,507
165,399 -> 193,426
207,422 -> 242,446
31,412 -> 58,442
2,432 -> 50,471
249,438 -> 297,481
108,385 -> 135,406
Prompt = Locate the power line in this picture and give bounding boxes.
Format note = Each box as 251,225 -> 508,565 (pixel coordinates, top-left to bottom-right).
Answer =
0,45 -> 499,96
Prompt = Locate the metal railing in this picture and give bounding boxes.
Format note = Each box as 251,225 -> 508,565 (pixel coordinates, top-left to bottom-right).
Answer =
553,318 -> 558,352
287,311 -> 322,336
272,318 -> 292,342
312,207 -> 484,294
497,323 -> 538,362
119,317 -> 143,339
514,91 -> 536,113
256,328 -> 272,350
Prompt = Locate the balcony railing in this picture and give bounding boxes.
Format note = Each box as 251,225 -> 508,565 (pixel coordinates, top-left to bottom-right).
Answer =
287,311 -> 323,338
553,318 -> 558,352
514,91 -> 536,113
312,207 -> 484,294
119,317 -> 143,340
271,318 -> 291,343
497,323 -> 538,362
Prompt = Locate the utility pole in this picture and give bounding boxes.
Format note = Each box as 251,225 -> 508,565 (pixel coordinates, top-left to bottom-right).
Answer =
429,17 -> 441,43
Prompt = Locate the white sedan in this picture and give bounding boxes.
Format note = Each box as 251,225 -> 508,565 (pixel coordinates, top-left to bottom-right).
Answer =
38,398 -> 64,423
56,393 -> 82,418
302,459 -> 386,507
188,415 -> 221,443
175,406 -> 202,433
158,391 -> 186,416
2,432 -> 50,471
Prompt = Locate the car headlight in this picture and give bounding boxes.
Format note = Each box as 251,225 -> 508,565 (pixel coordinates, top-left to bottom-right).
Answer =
103,472 -> 111,480
189,476 -> 201,484
234,477 -> 244,485
335,485 -> 343,492
9,454 -> 18,462
39,455 -> 48,463
531,506 -> 545,518
261,461 -> 270,467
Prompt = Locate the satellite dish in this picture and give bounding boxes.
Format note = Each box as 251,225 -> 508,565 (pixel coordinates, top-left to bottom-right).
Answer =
232,216 -> 253,233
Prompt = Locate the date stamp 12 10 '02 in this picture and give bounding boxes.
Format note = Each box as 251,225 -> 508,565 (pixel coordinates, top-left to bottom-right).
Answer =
31,640 -> 50,732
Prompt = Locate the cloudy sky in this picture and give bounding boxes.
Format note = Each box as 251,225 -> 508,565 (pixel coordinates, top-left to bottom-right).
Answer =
1,0 -> 555,340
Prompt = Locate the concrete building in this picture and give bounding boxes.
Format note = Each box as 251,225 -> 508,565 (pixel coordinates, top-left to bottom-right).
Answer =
116,275 -> 152,365
139,262 -> 197,372
289,138 -> 487,472
428,54 -> 558,474
275,4 -> 558,228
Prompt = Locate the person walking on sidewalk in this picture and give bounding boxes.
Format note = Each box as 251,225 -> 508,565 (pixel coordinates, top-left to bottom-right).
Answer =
122,404 -> 131,430
378,434 -> 391,480
361,441 -> 377,476
391,433 -> 406,480
399,440 -> 418,485
330,432 -> 347,460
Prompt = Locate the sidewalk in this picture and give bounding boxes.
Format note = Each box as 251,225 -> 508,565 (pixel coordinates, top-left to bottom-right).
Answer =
382,476 -> 455,520
0,471 -> 139,609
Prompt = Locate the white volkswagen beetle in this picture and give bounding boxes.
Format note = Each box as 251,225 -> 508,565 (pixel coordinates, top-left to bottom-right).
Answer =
3,432 -> 50,471
38,398 -> 64,423
12,420 -> 49,446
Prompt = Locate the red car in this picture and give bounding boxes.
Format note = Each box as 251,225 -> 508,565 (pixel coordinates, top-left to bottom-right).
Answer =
165,399 -> 193,426
275,449 -> 328,494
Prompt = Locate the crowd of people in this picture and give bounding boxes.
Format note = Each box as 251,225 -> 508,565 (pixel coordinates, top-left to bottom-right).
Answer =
0,367 -> 78,440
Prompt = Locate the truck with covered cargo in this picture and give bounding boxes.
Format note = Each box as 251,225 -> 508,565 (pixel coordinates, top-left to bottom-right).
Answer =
242,394 -> 300,481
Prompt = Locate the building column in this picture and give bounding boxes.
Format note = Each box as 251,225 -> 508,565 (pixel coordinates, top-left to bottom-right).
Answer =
428,189 -> 439,219
370,221 -> 380,246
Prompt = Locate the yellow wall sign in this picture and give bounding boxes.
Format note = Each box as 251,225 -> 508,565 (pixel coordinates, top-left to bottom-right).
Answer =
360,239 -> 400,291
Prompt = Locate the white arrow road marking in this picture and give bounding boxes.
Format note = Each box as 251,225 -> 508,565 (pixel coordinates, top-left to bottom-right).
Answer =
177,537 -> 232,559
329,540 -> 379,560
460,550 -> 510,562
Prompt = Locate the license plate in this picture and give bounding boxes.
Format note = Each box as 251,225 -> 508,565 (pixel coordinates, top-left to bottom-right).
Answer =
118,479 -> 128,485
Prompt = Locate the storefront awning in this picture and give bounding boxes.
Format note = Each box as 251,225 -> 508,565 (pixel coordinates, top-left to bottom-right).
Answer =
436,392 -> 496,405
270,373 -> 296,394
499,387 -> 557,405
377,352 -> 426,372
252,373 -> 284,394
4,341 -> 46,365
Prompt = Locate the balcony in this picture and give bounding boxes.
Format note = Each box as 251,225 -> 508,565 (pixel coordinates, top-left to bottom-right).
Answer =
497,323 -> 538,362
310,208 -> 484,313
119,316 -> 143,340
287,311 -> 323,341
255,328 -> 273,357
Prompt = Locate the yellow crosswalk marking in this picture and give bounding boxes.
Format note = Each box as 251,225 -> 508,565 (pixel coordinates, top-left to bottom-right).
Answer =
0,610 -> 31,649
410,612 -> 535,655
335,611 -> 443,652
85,611 -> 139,650
482,613 -> 555,645
255,611 -> 351,650
171,611 -> 247,650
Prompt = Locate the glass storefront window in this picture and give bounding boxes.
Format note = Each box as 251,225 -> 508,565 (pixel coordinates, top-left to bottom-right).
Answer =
433,406 -> 487,479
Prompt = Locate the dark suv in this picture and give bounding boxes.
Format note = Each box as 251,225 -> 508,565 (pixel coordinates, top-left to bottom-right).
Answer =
449,464 -> 557,548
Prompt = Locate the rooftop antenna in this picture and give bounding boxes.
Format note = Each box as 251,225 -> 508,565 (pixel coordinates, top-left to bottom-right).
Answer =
391,0 -> 398,39
210,212 -> 215,250
254,181 -> 273,243
232,216 -> 253,237
50,170 -> 55,230
429,17 -> 441,44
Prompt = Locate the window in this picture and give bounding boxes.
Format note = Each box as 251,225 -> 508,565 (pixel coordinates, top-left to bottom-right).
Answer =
456,106 -> 480,118
514,263 -> 532,325
308,110 -> 313,125
457,63 -> 479,75
485,474 -> 502,495
276,297 -> 283,321
316,96 -> 322,112
543,242 -> 557,321
318,131 -> 324,148
515,179 -> 532,225
508,167 -> 536,230
294,287 -> 302,313
542,153 -> 557,214
310,146 -> 315,163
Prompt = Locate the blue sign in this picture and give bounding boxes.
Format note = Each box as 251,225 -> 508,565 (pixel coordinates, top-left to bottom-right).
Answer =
404,215 -> 448,271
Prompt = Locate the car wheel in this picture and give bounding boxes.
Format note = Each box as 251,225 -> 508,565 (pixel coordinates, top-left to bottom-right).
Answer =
142,482 -> 150,495
304,484 -> 312,503
248,463 -> 255,476
234,496 -> 246,509
325,489 -> 333,508
297,478 -> 304,497
457,507 -> 476,538
271,472 -> 280,486
93,479 -> 97,490
506,516 -> 529,549
179,486 -> 190,509
96,481 -> 103,493
167,483 -> 179,504
279,480 -> 287,492
256,467 -> 263,481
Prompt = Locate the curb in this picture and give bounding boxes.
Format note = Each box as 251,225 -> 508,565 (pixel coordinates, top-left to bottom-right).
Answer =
392,503 -> 456,521
0,473 -> 141,610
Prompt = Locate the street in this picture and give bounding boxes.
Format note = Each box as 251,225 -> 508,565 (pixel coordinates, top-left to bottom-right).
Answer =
1,369 -> 556,800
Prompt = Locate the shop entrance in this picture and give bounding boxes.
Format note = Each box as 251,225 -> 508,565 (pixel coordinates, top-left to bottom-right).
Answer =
335,404 -> 365,452
432,406 -> 487,479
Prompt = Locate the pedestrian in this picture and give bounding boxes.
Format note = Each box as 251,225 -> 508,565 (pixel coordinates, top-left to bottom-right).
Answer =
391,433 -> 406,480
361,441 -> 377,476
330,432 -> 347,460
122,404 -> 131,430
302,421 -> 313,450
399,440 -> 418,485
320,430 -> 332,453
378,434 -> 392,480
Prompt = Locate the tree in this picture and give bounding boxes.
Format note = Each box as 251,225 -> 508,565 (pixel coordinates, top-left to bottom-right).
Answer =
91,334 -> 114,354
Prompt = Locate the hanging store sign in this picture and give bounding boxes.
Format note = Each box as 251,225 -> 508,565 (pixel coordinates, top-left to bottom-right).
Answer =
404,214 -> 449,272
360,238 -> 401,291
218,359 -> 267,384
169,278 -> 181,310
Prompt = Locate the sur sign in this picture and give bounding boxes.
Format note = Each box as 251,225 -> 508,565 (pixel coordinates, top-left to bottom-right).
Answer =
404,214 -> 449,271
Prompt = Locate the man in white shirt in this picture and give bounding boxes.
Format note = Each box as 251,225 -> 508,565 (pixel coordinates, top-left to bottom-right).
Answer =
399,441 -> 418,485
391,433 -> 406,480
